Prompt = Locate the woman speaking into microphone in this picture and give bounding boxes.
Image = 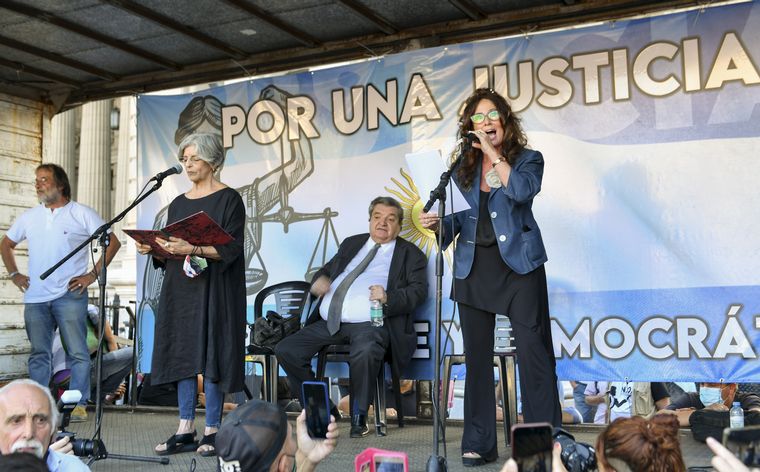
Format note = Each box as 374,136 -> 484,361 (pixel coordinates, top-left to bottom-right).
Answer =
420,88 -> 561,467
135,133 -> 246,457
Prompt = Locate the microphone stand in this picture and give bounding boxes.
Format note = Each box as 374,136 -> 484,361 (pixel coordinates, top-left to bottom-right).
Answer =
42,176 -> 172,466
424,147 -> 466,472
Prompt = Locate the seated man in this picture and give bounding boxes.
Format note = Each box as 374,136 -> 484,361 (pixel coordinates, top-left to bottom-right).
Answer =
662,382 -> 760,427
275,196 -> 428,437
0,379 -> 90,471
216,399 -> 339,471
51,305 -> 133,421
584,381 -> 670,423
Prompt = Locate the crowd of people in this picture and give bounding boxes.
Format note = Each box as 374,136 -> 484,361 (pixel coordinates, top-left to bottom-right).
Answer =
1,88 -> 757,471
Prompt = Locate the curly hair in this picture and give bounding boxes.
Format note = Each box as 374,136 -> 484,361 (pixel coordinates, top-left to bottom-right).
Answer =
596,415 -> 686,472
452,88 -> 527,191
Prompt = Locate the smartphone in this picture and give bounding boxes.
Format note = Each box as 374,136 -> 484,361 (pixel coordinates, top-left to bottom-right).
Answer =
511,422 -> 553,472
302,381 -> 330,438
723,425 -> 760,466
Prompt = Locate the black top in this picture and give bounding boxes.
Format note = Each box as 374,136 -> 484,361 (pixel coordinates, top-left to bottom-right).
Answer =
475,191 -> 496,247
452,191 -> 512,314
666,391 -> 760,411
150,187 -> 247,392
650,382 -> 670,402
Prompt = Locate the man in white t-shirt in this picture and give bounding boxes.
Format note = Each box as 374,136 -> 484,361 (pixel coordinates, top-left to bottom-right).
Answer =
584,381 -> 671,423
1,164 -> 121,416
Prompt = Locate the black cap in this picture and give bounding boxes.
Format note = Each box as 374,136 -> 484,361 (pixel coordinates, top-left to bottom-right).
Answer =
216,400 -> 288,472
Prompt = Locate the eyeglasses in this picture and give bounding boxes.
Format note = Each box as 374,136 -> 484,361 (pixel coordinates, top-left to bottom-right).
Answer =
470,109 -> 500,124
179,156 -> 202,165
33,177 -> 50,185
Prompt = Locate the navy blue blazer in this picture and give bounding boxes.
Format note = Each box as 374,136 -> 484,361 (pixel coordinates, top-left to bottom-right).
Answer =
306,233 -> 428,371
440,148 -> 548,277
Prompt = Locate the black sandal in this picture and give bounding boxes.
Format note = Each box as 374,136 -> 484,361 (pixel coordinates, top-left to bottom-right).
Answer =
198,433 -> 216,457
155,431 -> 198,456
462,450 -> 498,467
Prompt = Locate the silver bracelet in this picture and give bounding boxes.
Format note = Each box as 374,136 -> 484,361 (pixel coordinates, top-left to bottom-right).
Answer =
9,271 -> 19,278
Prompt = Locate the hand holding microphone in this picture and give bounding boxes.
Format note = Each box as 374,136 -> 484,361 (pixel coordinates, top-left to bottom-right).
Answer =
419,212 -> 440,231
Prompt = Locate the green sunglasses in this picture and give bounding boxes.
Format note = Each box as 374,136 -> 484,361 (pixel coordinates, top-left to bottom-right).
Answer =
469,109 -> 500,124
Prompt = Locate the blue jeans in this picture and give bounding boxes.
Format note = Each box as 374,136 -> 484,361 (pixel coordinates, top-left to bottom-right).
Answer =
25,291 -> 90,404
177,377 -> 223,428
92,347 -> 133,400
573,382 -> 597,423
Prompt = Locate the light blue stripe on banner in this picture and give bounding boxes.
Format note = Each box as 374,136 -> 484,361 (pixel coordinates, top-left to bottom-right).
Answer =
552,285 -> 760,382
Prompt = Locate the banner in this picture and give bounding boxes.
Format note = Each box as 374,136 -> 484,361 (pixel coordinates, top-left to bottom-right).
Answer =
136,1 -> 760,382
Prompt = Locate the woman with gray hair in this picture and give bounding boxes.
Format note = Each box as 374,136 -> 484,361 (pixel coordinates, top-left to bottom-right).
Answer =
135,133 -> 246,457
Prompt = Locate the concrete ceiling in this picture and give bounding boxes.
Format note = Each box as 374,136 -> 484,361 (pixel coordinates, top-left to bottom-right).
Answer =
0,0 -> 701,112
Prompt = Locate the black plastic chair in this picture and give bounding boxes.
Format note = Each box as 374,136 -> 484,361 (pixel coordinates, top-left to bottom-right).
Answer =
441,314 -> 517,447
315,341 -> 404,436
245,281 -> 312,403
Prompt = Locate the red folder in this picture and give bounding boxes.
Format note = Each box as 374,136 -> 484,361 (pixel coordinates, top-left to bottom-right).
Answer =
124,211 -> 233,259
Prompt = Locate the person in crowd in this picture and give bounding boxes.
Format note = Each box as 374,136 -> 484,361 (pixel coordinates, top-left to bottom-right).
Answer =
583,381 -> 609,424
501,414 -> 686,472
135,133 -> 246,456
0,379 -> 90,471
583,381 -> 670,423
275,196 -> 428,438
662,382 -> 760,426
216,399 -> 339,471
1,164 -> 121,422
420,88 -> 560,466
571,381 -> 596,423
50,304 -> 133,414
595,414 -> 685,471
0,451 -> 50,472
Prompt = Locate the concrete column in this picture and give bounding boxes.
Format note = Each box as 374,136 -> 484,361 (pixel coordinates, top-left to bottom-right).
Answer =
78,100 -> 112,218
114,97 -> 132,233
49,108 -> 78,197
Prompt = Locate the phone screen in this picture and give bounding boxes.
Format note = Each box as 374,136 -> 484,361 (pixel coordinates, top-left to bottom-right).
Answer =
302,381 -> 330,438
375,456 -> 406,472
512,423 -> 553,472
723,425 -> 760,466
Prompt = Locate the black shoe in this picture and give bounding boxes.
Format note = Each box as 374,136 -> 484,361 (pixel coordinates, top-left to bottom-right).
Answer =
350,414 -> 369,437
461,448 -> 498,467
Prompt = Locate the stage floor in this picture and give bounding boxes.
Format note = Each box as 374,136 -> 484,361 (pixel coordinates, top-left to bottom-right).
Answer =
66,406 -> 716,471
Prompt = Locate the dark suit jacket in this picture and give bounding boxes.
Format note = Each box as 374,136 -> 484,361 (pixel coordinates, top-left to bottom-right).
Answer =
306,233 -> 428,372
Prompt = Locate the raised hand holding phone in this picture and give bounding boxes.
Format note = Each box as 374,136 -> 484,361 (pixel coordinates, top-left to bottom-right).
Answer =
302,381 -> 331,439
511,422 -> 554,472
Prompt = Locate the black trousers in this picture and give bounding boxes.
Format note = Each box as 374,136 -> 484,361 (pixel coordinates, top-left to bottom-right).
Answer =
459,265 -> 561,456
274,319 -> 389,415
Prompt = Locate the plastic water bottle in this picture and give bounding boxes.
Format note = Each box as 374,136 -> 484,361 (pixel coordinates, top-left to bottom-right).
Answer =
730,401 -> 744,428
370,300 -> 383,327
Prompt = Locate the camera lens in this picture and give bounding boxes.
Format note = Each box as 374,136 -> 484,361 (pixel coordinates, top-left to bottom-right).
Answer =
72,439 -> 100,457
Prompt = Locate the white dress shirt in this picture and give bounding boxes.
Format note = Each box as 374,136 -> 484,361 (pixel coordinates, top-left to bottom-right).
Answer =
319,237 -> 396,324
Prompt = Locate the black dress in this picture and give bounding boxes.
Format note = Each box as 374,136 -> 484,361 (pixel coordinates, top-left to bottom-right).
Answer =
150,187 -> 247,393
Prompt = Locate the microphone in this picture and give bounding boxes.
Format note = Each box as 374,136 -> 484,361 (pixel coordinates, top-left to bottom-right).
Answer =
150,164 -> 183,182
461,133 -> 479,146
454,133 -> 479,152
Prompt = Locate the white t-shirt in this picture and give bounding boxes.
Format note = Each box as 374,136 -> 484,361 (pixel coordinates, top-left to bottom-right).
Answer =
6,202 -> 105,303
584,381 -> 609,424
319,237 -> 396,324
607,381 -> 634,421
